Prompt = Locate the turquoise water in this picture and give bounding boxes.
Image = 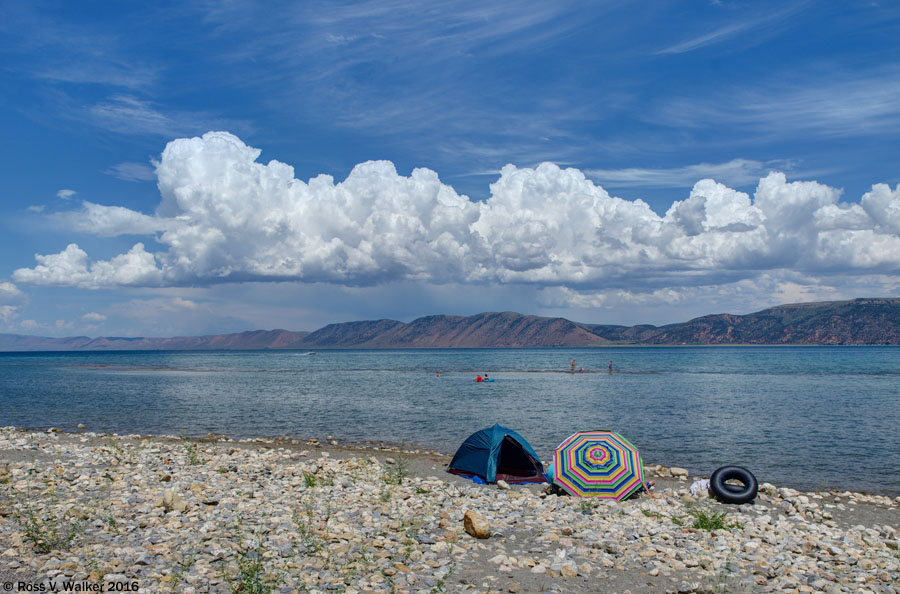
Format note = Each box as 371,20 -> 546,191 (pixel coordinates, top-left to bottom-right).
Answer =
1,347 -> 898,494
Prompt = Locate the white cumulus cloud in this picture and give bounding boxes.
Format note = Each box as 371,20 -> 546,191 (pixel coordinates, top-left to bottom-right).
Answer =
13,131 -> 900,295
0,281 -> 23,300
14,243 -> 162,289
54,201 -> 171,237
81,312 -> 107,322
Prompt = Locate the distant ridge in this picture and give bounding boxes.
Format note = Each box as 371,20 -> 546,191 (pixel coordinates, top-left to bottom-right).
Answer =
0,329 -> 309,352
2,297 -> 900,351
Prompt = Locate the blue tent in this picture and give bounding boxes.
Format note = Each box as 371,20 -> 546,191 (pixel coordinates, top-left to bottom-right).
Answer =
447,423 -> 545,484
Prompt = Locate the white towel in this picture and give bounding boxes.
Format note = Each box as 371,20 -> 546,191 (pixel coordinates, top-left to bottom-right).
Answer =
690,479 -> 710,497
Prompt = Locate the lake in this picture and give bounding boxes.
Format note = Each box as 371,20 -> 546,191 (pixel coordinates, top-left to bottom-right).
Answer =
1,347 -> 897,494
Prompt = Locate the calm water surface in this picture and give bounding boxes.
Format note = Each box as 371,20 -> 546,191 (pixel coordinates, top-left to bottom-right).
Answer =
1,347 -> 897,494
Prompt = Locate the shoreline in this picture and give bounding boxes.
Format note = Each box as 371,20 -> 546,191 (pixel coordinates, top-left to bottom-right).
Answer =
2,426 -> 898,593
10,424 -> 900,499
4,344 -> 900,354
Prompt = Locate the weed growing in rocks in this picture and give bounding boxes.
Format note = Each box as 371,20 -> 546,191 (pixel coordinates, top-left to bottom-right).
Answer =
18,501 -> 85,554
429,548 -> 456,594
293,502 -> 323,555
103,435 -> 143,464
293,496 -> 333,562
708,553 -> 744,594
683,506 -> 743,531
85,558 -> 106,584
185,442 -> 204,465
103,511 -> 119,534
401,521 -> 423,563
166,553 -> 196,593
223,517 -> 283,594
225,538 -> 282,594
383,450 -> 410,485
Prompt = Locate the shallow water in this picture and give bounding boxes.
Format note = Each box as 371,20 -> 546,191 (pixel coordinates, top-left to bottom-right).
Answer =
1,347 -> 898,494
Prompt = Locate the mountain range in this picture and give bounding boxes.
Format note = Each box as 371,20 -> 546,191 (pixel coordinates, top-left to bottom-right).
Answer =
2,297 -> 900,351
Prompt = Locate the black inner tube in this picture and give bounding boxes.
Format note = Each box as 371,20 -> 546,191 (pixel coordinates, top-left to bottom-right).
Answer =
709,465 -> 758,504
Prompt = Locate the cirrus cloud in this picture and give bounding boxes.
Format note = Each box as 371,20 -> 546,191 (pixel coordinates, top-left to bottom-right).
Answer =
13,131 -> 900,294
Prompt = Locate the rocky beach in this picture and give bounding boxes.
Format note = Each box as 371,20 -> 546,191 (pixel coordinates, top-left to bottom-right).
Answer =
1,427 -> 898,593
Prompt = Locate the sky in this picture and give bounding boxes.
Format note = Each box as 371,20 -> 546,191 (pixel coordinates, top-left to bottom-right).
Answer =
2,1 -> 900,337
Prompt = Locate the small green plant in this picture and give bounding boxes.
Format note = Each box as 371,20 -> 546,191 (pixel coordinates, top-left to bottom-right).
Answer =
103,436 -> 144,464
185,443 -> 203,465
383,451 -> 410,486
18,504 -> 85,553
303,472 -> 317,488
166,553 -> 197,593
709,554 -> 742,594
222,515 -> 282,594
293,498 -> 331,557
430,551 -> 455,594
579,500 -> 594,515
225,540 -> 281,594
382,570 -> 396,594
85,558 -> 107,584
401,522 -> 421,563
106,435 -> 124,455
104,512 -> 119,534
641,509 -> 663,519
685,506 -> 743,531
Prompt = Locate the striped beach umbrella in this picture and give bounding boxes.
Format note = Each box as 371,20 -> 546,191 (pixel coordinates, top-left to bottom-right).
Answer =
552,430 -> 645,499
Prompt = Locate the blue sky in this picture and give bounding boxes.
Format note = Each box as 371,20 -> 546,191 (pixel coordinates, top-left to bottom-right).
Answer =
2,1 -> 900,337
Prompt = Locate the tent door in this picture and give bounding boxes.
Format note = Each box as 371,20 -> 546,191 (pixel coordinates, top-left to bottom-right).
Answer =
496,435 -> 541,479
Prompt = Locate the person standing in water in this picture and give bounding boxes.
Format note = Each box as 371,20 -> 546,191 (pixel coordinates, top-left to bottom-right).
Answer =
608,360 -> 613,373
571,359 -> 576,373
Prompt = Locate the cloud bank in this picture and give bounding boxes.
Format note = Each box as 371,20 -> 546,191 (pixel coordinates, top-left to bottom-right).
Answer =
13,132 -> 900,297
